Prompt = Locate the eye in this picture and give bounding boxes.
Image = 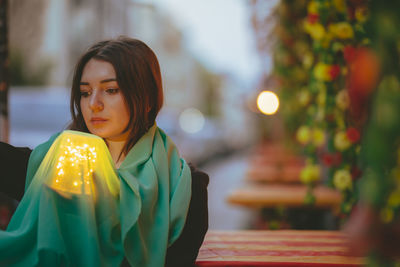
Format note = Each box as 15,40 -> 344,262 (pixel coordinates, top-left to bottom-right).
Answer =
80,91 -> 91,97
106,88 -> 119,94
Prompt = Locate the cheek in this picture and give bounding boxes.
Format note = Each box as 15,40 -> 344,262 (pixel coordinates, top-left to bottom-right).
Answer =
80,99 -> 89,120
118,104 -> 131,127
112,96 -> 130,122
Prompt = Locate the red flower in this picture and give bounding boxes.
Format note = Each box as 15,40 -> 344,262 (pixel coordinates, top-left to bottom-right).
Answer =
343,46 -> 356,63
346,127 -> 361,143
308,13 -> 319,24
351,166 -> 362,180
322,154 -> 334,166
347,7 -> 355,20
322,152 -> 342,167
329,65 -> 341,80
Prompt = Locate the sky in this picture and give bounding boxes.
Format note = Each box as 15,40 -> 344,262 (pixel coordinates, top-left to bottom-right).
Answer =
155,0 -> 267,86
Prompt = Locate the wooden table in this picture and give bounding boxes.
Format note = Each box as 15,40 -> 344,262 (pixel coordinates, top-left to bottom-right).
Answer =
196,230 -> 364,266
246,164 -> 303,183
227,184 -> 342,211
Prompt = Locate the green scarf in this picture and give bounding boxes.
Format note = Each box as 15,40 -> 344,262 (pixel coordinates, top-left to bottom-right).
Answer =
0,125 -> 192,266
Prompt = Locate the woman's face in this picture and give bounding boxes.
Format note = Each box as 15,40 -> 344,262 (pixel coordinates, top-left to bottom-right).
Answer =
80,59 -> 130,142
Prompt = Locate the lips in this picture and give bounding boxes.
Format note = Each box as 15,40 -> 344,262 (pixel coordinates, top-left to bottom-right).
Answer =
90,117 -> 108,125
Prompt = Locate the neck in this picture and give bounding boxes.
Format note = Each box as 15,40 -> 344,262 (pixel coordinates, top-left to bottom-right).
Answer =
106,139 -> 126,168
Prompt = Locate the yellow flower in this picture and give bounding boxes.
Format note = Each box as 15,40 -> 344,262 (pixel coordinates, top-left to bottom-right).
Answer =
321,33 -> 333,49
298,89 -> 311,106
380,207 -> 394,223
335,90 -> 350,110
333,169 -> 352,191
314,62 -> 330,81
388,191 -> 400,207
297,126 -> 311,145
300,164 -> 321,184
312,128 -> 325,147
315,108 -> 325,122
331,22 -> 354,39
333,0 -> 346,13
317,91 -> 326,106
304,21 -> 325,40
355,7 -> 368,23
307,1 -> 319,14
302,52 -> 314,69
334,131 -> 351,151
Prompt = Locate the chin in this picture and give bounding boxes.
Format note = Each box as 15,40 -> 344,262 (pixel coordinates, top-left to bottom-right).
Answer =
87,128 -> 108,139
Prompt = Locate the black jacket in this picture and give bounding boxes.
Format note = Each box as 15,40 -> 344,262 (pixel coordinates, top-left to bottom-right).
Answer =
0,141 -> 209,267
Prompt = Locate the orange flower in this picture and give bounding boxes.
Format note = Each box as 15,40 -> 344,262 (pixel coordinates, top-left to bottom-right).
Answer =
348,48 -> 380,97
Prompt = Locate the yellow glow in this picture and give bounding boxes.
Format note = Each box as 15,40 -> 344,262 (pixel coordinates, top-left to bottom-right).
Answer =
257,91 -> 280,115
45,130 -> 120,198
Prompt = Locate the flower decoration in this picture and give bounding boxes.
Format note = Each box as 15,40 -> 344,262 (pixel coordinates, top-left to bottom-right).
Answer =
333,0 -> 346,13
346,127 -> 361,143
304,21 -> 326,40
322,152 -> 342,167
328,65 -> 341,80
355,6 -> 368,23
296,125 -> 311,145
312,128 -> 326,147
314,63 -> 341,81
335,90 -> 350,110
300,163 -> 321,184
333,169 -> 353,191
298,89 -> 311,106
334,131 -> 352,151
270,0 -> 371,219
292,0 -> 370,217
329,22 -> 354,39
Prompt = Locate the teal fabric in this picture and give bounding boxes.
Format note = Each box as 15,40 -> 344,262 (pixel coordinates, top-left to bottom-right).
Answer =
0,125 -> 192,267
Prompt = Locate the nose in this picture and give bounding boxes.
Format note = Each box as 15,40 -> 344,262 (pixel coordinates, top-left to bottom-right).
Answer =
89,91 -> 104,112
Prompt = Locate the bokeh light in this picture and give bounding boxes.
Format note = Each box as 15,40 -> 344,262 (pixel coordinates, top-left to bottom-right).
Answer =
179,108 -> 205,134
257,91 -> 280,115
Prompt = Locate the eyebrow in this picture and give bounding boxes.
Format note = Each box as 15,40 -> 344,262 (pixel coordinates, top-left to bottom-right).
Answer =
80,78 -> 117,85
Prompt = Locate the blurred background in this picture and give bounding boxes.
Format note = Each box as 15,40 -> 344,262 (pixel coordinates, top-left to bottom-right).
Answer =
5,0 -> 280,231
3,3 -> 400,262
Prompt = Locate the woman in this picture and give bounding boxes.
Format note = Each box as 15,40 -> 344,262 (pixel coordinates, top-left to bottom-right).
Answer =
0,37 -> 208,266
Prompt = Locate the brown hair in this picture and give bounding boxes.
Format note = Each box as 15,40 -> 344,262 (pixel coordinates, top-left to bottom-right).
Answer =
69,36 -> 163,155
